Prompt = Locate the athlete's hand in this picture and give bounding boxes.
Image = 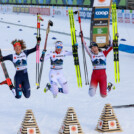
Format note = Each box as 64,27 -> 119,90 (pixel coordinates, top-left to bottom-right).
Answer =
37,37 -> 41,43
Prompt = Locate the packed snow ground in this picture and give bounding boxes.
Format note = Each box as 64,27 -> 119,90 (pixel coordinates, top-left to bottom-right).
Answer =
0,12 -> 134,134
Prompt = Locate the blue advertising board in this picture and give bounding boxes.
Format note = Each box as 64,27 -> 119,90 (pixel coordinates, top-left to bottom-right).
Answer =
94,8 -> 109,19
80,10 -> 92,19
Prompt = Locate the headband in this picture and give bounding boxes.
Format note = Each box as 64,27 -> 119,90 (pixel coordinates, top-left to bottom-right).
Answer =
13,42 -> 21,48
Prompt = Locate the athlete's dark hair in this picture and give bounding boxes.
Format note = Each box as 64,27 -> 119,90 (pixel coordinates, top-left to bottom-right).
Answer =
11,39 -> 26,50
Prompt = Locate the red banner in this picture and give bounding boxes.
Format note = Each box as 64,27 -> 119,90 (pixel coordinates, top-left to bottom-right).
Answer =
29,7 -> 50,16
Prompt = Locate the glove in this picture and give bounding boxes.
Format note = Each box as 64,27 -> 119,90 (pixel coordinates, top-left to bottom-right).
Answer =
40,51 -> 46,62
79,31 -> 83,37
0,56 -> 3,62
74,43 -> 78,46
37,37 -> 41,42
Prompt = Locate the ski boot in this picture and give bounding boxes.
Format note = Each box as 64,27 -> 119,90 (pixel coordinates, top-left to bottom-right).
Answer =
107,82 -> 115,92
44,83 -> 51,93
11,87 -> 16,96
53,94 -> 57,98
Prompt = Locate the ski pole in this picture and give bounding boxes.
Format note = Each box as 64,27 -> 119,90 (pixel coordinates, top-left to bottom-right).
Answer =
36,13 -> 43,87
37,20 -> 53,89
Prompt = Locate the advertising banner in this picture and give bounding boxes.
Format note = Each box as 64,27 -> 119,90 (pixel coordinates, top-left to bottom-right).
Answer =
117,9 -> 123,23
132,10 -> 134,24
93,27 -> 108,34
93,0 -> 111,7
94,8 -> 109,19
29,7 -> 50,15
93,20 -> 108,26
124,10 -> 130,23
79,10 -> 92,19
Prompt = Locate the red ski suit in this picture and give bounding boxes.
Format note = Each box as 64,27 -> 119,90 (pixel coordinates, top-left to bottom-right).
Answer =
84,41 -> 112,97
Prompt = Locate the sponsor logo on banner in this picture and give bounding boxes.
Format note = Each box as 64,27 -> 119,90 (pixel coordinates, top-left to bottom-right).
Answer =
93,27 -> 108,34
108,120 -> 117,129
94,8 -> 109,19
93,0 -> 111,7
93,20 -> 108,26
98,120 -> 103,129
66,10 -> 68,16
96,36 -> 106,43
124,13 -> 130,23
132,13 -> 134,24
54,9 -> 62,16
124,10 -> 130,23
25,8 -> 29,13
69,125 -> 78,134
118,12 -> 123,23
80,10 -> 92,19
27,128 -> 36,134
29,7 -> 50,16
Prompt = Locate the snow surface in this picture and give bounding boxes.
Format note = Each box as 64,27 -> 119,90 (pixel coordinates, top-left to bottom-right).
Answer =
0,12 -> 134,134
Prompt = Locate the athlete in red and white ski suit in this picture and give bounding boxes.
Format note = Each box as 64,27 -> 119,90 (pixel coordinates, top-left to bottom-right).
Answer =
84,42 -> 112,97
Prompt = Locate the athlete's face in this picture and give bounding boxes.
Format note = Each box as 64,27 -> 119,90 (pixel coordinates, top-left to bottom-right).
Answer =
91,46 -> 99,54
14,45 -> 22,54
55,46 -> 63,53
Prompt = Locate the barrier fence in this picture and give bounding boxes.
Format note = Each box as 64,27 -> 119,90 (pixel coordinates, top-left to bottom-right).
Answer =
0,4 -> 133,24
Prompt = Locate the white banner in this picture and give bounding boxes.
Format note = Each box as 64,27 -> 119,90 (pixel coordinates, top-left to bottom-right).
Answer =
93,0 -> 111,7
96,36 -> 106,43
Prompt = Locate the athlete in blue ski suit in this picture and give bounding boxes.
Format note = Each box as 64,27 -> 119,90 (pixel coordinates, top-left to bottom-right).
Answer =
1,38 -> 40,99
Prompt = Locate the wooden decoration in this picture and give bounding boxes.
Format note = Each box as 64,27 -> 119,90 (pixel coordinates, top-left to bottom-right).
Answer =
17,109 -> 40,134
59,107 -> 83,134
96,104 -> 122,133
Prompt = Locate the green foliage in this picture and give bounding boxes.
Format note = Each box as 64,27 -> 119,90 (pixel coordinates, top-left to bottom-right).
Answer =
119,0 -> 126,6
43,0 -> 46,4
57,0 -> 63,4
73,0 -> 77,5
51,0 -> 57,4
83,0 -> 90,5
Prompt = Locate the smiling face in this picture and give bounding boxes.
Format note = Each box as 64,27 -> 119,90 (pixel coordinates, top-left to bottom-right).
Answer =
91,46 -> 99,54
55,45 -> 63,54
55,41 -> 63,54
14,44 -> 22,54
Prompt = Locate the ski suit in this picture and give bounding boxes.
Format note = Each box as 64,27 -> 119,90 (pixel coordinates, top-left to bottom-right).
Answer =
84,42 -> 112,97
45,50 -> 72,96
2,46 -> 37,99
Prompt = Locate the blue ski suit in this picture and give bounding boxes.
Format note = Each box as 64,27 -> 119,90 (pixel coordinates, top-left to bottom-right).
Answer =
3,46 -> 36,99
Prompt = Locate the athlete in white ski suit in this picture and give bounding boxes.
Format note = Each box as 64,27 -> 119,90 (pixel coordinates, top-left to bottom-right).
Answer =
45,41 -> 72,97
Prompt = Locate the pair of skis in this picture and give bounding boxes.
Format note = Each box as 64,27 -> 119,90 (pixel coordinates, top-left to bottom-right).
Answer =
112,3 -> 120,83
69,10 -> 89,87
0,49 -> 16,96
36,13 -> 53,89
69,10 -> 82,88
